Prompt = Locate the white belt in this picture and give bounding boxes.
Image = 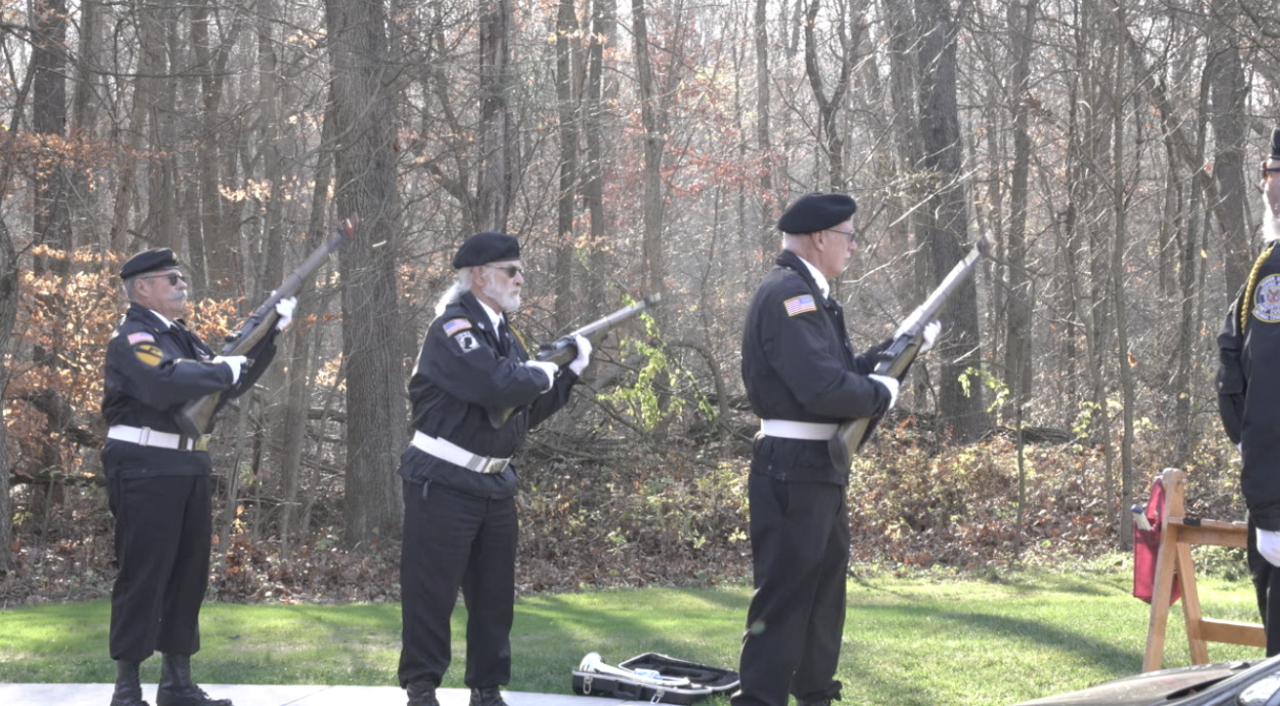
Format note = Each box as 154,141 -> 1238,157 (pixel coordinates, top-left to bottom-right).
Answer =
411,431 -> 510,474
759,419 -> 838,441
107,425 -> 211,452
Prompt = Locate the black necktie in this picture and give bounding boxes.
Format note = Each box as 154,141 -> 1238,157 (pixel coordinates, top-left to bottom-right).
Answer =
497,319 -> 510,356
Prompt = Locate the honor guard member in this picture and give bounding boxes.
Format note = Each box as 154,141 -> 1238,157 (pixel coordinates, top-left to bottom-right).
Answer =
397,232 -> 592,706
1218,152 -> 1280,656
733,193 -> 938,706
102,248 -> 295,706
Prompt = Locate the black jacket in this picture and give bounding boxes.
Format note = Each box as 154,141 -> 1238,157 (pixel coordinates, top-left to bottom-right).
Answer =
1219,244 -> 1280,530
741,250 -> 891,484
101,303 -> 277,476
398,291 -> 578,498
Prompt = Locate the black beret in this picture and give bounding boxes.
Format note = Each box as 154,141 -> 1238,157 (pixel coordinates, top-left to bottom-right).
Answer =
777,193 -> 858,235
453,231 -> 521,268
120,248 -> 180,279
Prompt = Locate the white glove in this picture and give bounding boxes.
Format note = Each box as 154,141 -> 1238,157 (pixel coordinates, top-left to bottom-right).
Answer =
1259,528 -> 1280,568
525,360 -> 559,392
213,355 -> 247,384
920,320 -> 941,353
869,374 -> 899,409
275,296 -> 297,331
568,334 -> 593,376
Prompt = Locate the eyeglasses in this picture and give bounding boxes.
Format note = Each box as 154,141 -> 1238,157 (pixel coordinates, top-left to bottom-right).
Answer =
826,227 -> 859,244
489,265 -> 523,279
139,273 -> 187,286
1263,164 -> 1280,181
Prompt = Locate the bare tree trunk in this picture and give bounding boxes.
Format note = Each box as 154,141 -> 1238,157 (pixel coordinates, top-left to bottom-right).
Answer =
583,0 -> 617,318
631,0 -> 667,302
1003,0 -> 1036,418
1170,63 -> 1212,467
326,0 -> 406,545
1083,0 -> 1115,500
1207,2 -> 1249,297
553,0 -> 580,328
754,0 -> 775,261
111,0 -> 166,251
914,0 -> 985,442
70,0 -> 102,248
0,215 -> 16,573
1109,30 -> 1135,549
477,0 -> 514,232
31,0 -> 71,255
281,105 -> 335,558
191,0 -> 245,296
802,0 -> 857,189
151,6 -> 180,252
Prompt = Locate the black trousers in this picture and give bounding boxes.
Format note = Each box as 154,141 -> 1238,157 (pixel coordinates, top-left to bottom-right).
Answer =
1248,514 -> 1280,656
732,474 -> 849,706
399,479 -> 518,689
108,474 -> 211,662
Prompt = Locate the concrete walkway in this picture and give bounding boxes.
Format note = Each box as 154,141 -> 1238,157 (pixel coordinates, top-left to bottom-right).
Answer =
0,684 -> 633,706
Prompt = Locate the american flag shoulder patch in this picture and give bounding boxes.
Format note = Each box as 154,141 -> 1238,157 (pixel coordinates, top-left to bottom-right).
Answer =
127,331 -> 155,345
783,295 -> 817,317
443,318 -> 473,336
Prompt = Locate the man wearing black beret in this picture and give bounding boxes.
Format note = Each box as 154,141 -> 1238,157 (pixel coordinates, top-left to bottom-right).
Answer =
733,194 -> 938,706
102,248 -> 296,706
397,232 -> 592,706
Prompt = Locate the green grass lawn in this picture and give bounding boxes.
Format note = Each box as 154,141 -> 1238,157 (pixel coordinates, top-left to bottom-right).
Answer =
0,563 -> 1265,706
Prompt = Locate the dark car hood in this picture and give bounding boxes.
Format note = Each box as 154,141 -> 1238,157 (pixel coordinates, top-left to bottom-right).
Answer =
1011,660 -> 1258,706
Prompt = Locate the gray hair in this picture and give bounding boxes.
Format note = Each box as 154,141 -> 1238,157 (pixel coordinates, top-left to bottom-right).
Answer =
782,233 -> 808,250
434,267 -> 474,317
123,276 -> 140,303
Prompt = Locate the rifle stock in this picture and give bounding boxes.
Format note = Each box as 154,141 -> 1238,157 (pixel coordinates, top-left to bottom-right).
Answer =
828,238 -> 990,468
485,293 -> 660,428
176,216 -> 359,437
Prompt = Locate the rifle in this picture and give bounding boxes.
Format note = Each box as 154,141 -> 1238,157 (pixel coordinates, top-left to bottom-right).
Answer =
827,237 -> 990,469
176,216 -> 359,437
486,293 -> 660,428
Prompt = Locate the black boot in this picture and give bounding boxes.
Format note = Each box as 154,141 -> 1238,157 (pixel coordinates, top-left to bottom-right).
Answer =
155,654 -> 233,706
470,687 -> 509,706
407,680 -> 442,706
109,660 -> 149,706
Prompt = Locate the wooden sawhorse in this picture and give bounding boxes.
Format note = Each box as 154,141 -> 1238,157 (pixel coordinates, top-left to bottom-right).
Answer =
1143,468 -> 1264,671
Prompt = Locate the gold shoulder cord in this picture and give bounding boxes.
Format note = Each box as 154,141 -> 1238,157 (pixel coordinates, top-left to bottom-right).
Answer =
508,324 -> 529,352
1241,242 -> 1278,336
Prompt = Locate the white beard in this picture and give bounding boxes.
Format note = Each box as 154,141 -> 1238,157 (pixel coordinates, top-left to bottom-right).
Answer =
1265,212 -> 1280,244
482,281 -> 521,312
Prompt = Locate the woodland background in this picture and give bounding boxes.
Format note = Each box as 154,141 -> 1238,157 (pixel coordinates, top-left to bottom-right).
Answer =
0,0 -> 1276,603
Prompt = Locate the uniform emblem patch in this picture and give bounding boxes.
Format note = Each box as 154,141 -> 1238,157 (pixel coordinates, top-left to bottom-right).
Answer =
1255,275 -> 1280,323
134,343 -> 163,367
454,331 -> 479,352
127,331 -> 155,345
443,318 -> 472,336
784,295 -> 817,317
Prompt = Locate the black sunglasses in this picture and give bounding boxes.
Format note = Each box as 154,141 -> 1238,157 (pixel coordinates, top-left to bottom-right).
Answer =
489,265 -> 523,278
140,272 -> 186,286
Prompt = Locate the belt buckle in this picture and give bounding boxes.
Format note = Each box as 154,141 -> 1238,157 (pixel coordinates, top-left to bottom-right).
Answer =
194,435 -> 210,452
482,457 -> 507,474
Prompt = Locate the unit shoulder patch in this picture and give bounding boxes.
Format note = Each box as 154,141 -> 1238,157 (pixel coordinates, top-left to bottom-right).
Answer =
134,343 -> 163,367
783,294 -> 818,317
1254,274 -> 1280,324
